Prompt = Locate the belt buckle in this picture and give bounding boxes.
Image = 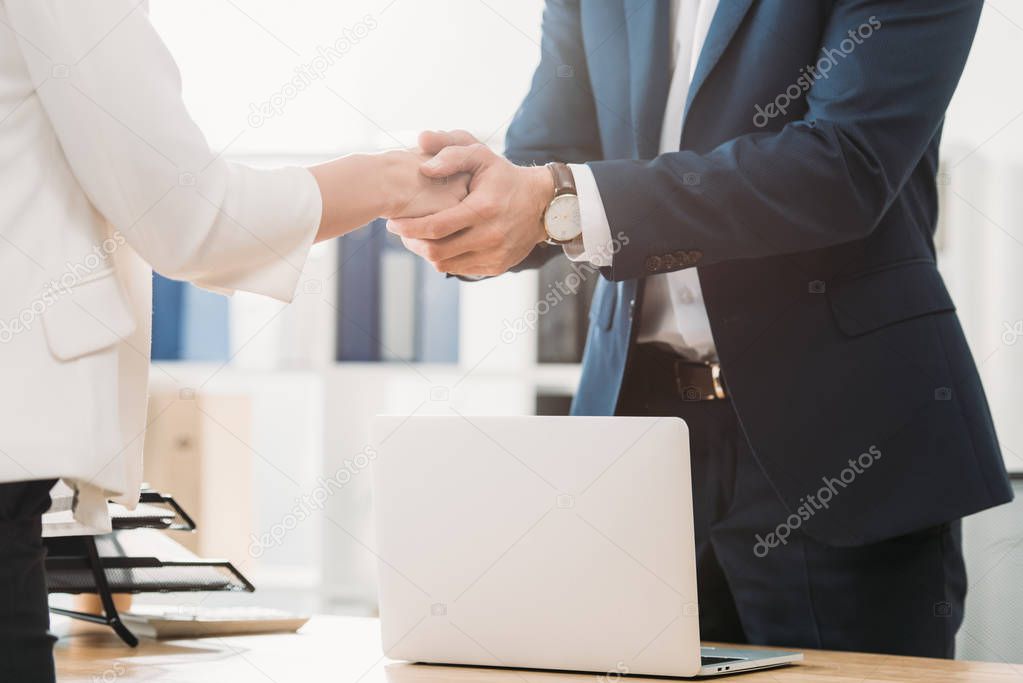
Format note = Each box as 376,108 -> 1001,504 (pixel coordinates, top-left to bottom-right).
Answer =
674,360 -> 726,401
709,362 -> 726,400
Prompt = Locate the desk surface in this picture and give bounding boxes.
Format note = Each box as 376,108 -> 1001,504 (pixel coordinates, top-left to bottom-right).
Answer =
55,615 -> 1022,682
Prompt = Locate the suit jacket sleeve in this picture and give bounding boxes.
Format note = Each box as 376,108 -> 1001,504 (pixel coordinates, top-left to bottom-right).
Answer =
587,0 -> 981,281
5,0 -> 322,302
504,0 -> 604,274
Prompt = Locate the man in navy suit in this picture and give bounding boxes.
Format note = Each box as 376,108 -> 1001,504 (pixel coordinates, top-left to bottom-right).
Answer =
389,0 -> 1013,657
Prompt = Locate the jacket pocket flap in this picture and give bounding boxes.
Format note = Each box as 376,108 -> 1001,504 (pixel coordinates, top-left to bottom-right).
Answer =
42,271 -> 137,361
828,260 -> 955,337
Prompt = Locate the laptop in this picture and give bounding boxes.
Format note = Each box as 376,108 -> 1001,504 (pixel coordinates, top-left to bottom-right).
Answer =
371,415 -> 802,678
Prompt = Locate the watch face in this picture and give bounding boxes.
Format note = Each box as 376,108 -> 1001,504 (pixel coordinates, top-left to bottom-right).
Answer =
545,194 -> 582,242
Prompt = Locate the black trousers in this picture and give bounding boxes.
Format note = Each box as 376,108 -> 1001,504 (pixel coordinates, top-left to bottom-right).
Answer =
618,352 -> 966,657
0,480 -> 58,683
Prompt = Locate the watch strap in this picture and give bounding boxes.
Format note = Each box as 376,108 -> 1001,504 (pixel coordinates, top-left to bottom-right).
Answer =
546,162 -> 576,197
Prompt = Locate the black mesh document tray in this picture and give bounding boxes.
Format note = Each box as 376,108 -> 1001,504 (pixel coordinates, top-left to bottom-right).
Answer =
44,489 -> 253,647
46,556 -> 252,594
109,491 -> 196,531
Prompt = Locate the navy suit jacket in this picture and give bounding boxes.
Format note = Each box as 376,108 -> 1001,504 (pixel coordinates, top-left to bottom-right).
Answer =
504,0 -> 1012,545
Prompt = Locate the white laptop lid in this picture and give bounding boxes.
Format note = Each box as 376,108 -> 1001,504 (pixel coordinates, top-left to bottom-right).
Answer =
371,415 -> 701,677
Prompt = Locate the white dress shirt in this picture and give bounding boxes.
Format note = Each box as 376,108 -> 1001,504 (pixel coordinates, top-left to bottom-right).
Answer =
567,0 -> 720,361
0,1 -> 322,532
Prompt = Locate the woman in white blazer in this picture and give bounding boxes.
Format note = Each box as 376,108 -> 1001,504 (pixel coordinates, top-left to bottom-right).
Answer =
0,3 -> 465,679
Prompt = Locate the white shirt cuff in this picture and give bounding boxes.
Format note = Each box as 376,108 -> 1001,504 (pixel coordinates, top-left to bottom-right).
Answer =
565,163 -> 614,267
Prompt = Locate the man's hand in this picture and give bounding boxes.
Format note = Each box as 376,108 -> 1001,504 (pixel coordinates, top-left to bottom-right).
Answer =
386,130 -> 554,276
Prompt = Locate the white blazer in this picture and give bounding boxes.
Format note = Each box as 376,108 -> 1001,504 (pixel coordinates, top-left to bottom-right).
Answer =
0,1 -> 322,531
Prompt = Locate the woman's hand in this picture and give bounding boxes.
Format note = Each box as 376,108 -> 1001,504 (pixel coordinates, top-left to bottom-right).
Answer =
309,150 -> 469,243
381,150 -> 470,219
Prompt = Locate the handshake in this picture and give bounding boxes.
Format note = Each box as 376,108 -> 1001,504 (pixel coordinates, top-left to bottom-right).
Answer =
311,130 -> 558,278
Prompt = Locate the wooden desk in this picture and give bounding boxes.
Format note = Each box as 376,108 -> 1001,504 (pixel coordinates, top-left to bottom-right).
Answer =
55,616 -> 1022,682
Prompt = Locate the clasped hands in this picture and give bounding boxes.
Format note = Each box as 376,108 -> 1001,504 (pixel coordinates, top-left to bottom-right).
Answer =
311,130 -> 555,276
389,130 -> 555,277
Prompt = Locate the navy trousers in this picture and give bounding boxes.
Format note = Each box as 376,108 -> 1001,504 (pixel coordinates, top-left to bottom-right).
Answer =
0,479 -> 58,683
618,349 -> 966,657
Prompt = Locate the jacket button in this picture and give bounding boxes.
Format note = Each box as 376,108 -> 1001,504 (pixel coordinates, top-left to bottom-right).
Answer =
689,250 -> 703,263
646,256 -> 662,272
662,253 -> 678,269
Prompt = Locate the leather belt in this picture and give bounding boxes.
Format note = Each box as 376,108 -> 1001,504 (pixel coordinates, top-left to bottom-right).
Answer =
632,344 -> 728,401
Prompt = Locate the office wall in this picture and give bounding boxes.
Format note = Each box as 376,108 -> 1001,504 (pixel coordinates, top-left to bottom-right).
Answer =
958,479 -> 1023,664
149,0 -> 545,154
939,1 -> 1023,477
939,9 -> 1023,659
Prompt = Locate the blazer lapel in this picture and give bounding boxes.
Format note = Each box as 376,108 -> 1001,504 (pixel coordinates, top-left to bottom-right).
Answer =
624,0 -> 671,159
684,0 -> 755,122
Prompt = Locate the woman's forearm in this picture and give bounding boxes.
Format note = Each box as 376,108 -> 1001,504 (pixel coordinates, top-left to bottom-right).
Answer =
309,152 -> 397,243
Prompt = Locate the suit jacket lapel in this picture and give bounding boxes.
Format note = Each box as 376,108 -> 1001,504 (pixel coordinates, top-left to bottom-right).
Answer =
624,0 -> 671,159
684,0 -> 755,122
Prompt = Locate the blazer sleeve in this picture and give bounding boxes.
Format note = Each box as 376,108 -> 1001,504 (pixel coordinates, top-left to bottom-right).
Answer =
587,0 -> 982,282
4,0 -> 322,302
504,0 -> 603,274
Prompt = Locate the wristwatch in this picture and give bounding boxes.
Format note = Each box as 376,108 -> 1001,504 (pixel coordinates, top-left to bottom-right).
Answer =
542,162 -> 582,245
